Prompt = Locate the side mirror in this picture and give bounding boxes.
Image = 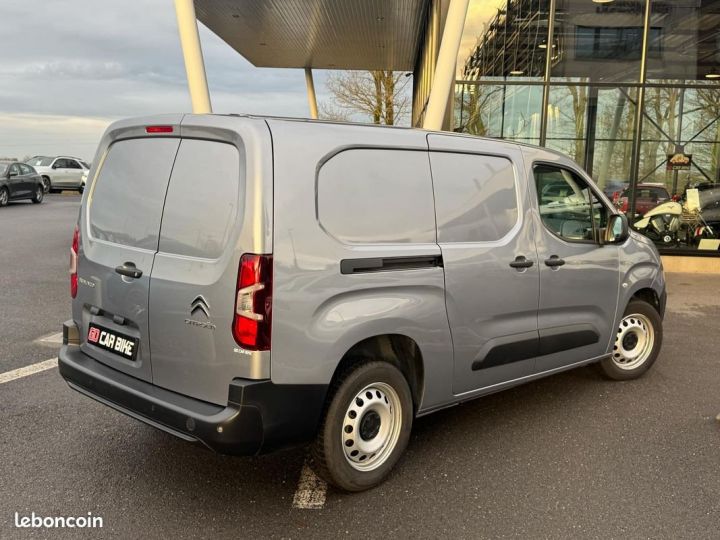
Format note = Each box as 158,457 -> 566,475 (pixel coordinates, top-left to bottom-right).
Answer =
8,170 -> 18,178
606,214 -> 629,244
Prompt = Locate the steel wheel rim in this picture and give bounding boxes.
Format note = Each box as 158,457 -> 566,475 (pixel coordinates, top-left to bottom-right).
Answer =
341,382 -> 402,472
612,313 -> 654,370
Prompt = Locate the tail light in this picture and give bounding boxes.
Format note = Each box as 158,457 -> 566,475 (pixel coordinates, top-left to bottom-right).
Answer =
70,225 -> 79,298
232,254 -> 273,351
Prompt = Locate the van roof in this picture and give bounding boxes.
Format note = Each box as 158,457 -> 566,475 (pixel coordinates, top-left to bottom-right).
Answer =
109,112 -> 575,165
228,113 -> 570,157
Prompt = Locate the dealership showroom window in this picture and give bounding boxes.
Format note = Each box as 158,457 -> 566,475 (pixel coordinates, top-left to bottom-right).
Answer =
456,0 -> 720,255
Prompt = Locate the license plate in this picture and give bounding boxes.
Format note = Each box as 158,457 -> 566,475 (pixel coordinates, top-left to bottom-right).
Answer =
87,323 -> 138,361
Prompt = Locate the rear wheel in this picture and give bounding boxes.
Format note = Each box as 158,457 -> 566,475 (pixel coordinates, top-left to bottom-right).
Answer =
0,187 -> 8,207
311,361 -> 413,492
598,299 -> 663,380
31,185 -> 44,204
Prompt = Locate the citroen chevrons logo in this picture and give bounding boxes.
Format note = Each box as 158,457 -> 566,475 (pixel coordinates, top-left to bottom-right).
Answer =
190,295 -> 211,318
185,295 -> 216,330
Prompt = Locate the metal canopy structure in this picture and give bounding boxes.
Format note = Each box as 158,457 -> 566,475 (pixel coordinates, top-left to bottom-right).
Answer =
194,0 -> 430,70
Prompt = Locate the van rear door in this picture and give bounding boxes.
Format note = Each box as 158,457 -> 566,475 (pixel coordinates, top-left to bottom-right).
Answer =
77,135 -> 181,382
148,117 -> 273,406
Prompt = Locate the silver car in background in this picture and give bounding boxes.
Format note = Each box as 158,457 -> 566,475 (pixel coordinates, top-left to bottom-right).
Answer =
26,156 -> 89,193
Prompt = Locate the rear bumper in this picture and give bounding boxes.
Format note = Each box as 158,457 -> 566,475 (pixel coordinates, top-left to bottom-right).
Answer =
58,338 -> 327,455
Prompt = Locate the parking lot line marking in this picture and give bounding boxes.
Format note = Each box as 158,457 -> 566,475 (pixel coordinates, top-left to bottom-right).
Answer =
36,332 -> 64,345
0,358 -> 58,385
292,460 -> 327,510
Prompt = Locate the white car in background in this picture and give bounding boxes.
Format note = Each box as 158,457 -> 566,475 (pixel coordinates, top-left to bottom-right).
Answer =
25,156 -> 90,193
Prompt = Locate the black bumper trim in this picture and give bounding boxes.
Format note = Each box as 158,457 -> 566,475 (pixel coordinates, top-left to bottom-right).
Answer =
58,344 -> 327,455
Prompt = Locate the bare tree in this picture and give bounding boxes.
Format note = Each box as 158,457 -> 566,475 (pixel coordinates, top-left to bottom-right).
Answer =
321,71 -> 411,125
318,102 -> 352,123
456,84 -> 502,135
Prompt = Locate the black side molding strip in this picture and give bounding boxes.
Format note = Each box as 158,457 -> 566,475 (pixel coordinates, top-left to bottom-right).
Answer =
538,325 -> 599,356
341,255 -> 443,275
472,324 -> 601,371
471,333 -> 539,371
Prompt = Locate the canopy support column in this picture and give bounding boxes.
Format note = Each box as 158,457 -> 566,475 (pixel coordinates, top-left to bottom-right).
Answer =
305,68 -> 319,119
422,0 -> 469,131
174,0 -> 212,113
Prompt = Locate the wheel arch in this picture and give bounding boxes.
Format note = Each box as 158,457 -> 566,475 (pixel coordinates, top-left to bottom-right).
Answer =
630,287 -> 662,312
329,334 -> 425,413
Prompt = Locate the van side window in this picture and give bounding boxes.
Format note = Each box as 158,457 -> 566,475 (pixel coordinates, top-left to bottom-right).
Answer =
89,138 -> 180,250
534,164 -> 607,242
430,152 -> 518,243
158,139 -> 242,259
317,149 -> 436,244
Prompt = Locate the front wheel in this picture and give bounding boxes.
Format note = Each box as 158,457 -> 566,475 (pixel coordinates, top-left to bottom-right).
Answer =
42,177 -> 51,193
32,185 -> 44,204
0,187 -> 8,207
598,299 -> 663,380
311,361 -> 413,492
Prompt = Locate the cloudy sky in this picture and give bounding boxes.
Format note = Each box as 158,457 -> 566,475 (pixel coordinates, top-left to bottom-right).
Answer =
0,0 -> 332,161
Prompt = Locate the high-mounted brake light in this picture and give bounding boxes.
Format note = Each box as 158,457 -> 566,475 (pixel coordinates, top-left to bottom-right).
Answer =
70,225 -> 79,298
145,125 -> 174,133
232,254 -> 273,351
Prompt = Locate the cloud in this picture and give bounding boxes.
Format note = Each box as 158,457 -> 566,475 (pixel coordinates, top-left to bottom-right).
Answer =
0,113 -> 111,161
0,0 -> 325,159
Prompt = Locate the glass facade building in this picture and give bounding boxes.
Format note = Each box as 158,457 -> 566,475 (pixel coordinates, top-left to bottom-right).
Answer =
455,0 -> 720,255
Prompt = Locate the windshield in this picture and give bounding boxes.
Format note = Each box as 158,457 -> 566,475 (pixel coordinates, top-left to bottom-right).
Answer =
80,160 -> 90,169
26,156 -> 53,167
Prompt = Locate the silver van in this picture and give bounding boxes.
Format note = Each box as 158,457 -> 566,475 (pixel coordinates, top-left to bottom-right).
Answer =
59,114 -> 666,491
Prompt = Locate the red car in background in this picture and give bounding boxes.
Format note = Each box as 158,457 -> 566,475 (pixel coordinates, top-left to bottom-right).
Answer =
616,183 -> 671,216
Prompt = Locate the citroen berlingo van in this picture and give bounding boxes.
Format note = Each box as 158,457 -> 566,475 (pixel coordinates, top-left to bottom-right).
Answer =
59,114 -> 666,491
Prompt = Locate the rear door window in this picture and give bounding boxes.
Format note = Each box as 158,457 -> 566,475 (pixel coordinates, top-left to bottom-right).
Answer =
158,139 -> 242,259
89,138 -> 180,250
430,152 -> 518,243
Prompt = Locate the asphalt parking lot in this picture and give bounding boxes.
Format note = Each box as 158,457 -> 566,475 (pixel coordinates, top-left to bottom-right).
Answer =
1,193 -> 719,539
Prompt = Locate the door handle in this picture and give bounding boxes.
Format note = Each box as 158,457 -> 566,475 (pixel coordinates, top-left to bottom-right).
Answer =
115,262 -> 143,279
544,255 -> 566,268
509,256 -> 534,269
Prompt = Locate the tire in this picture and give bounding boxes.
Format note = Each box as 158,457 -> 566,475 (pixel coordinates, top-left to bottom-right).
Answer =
0,187 -> 8,207
598,299 -> 663,380
31,185 -> 44,204
41,176 -> 51,193
311,361 -> 413,492
79,185 -> 84,194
